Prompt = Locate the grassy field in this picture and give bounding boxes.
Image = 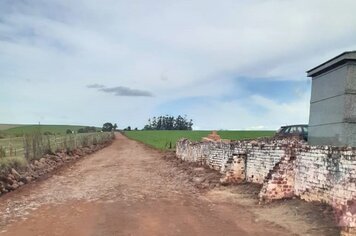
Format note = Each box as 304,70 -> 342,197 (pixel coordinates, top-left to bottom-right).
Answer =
1,125 -> 100,137
0,124 -> 24,131
124,130 -> 275,150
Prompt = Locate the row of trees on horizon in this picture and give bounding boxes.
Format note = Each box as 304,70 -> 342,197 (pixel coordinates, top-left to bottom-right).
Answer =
143,115 -> 193,130
70,115 -> 194,133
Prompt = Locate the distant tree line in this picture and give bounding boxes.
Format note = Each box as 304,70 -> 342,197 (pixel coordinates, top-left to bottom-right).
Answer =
77,126 -> 97,133
102,123 -> 117,132
64,122 -> 118,134
123,126 -> 138,131
143,115 -> 193,130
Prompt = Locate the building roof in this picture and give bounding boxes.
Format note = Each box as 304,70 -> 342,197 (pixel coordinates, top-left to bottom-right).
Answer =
307,51 -> 356,77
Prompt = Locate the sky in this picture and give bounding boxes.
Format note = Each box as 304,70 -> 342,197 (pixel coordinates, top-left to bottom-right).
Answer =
1,0 -> 356,130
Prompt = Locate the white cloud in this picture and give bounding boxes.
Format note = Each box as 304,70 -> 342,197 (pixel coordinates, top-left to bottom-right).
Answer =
185,90 -> 311,130
0,0 -> 355,128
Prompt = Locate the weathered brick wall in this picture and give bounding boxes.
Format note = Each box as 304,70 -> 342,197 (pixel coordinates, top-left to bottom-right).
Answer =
177,140 -> 289,184
295,146 -> 356,229
205,142 -> 233,171
295,146 -> 356,203
242,144 -> 286,184
176,139 -> 234,171
176,138 -> 356,230
176,139 -> 208,163
221,153 -> 246,184
259,147 -> 296,201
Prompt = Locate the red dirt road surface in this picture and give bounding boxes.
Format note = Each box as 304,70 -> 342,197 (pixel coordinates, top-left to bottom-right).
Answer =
0,134 -> 338,236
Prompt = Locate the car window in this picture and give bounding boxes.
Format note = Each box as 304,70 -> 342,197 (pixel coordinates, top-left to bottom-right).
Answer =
290,127 -> 297,133
283,127 -> 291,133
303,126 -> 308,133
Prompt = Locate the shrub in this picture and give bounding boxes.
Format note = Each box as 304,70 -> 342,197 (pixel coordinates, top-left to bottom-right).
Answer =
24,132 -> 45,160
84,126 -> 96,133
67,134 -> 76,152
78,128 -> 85,133
81,135 -> 89,147
0,156 -> 27,171
91,134 -> 99,145
77,127 -> 96,133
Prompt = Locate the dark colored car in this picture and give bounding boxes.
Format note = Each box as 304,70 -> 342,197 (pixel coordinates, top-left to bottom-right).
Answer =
275,124 -> 308,141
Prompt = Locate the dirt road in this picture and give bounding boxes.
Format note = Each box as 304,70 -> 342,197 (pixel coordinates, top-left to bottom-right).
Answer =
0,134 -> 337,236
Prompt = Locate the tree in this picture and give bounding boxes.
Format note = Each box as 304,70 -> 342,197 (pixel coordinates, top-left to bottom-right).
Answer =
113,123 -> 118,131
102,122 -> 114,132
143,124 -> 152,130
77,126 -> 96,133
78,128 -> 85,133
84,126 -> 96,133
143,115 -> 193,130
66,129 -> 73,134
174,115 -> 185,130
123,126 -> 131,131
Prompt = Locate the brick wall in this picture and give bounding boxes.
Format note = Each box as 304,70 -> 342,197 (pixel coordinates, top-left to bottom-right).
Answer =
176,138 -> 356,230
176,139 -> 291,184
242,144 -> 286,184
295,146 -> 356,229
259,147 -> 296,201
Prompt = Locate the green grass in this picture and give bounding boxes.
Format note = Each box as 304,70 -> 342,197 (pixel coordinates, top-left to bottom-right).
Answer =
2,125 -> 100,137
124,130 -> 275,150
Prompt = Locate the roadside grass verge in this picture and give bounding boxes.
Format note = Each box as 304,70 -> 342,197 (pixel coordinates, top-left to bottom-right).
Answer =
0,156 -> 27,172
0,132 -> 114,172
124,130 -> 275,150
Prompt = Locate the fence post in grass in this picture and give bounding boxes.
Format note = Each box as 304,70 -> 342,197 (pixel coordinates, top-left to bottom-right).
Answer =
0,147 -> 4,158
56,135 -> 58,151
53,134 -> 56,152
8,136 -> 11,157
23,135 -> 26,160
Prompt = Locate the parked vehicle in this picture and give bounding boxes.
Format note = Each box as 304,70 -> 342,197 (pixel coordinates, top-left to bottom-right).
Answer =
275,124 -> 308,141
